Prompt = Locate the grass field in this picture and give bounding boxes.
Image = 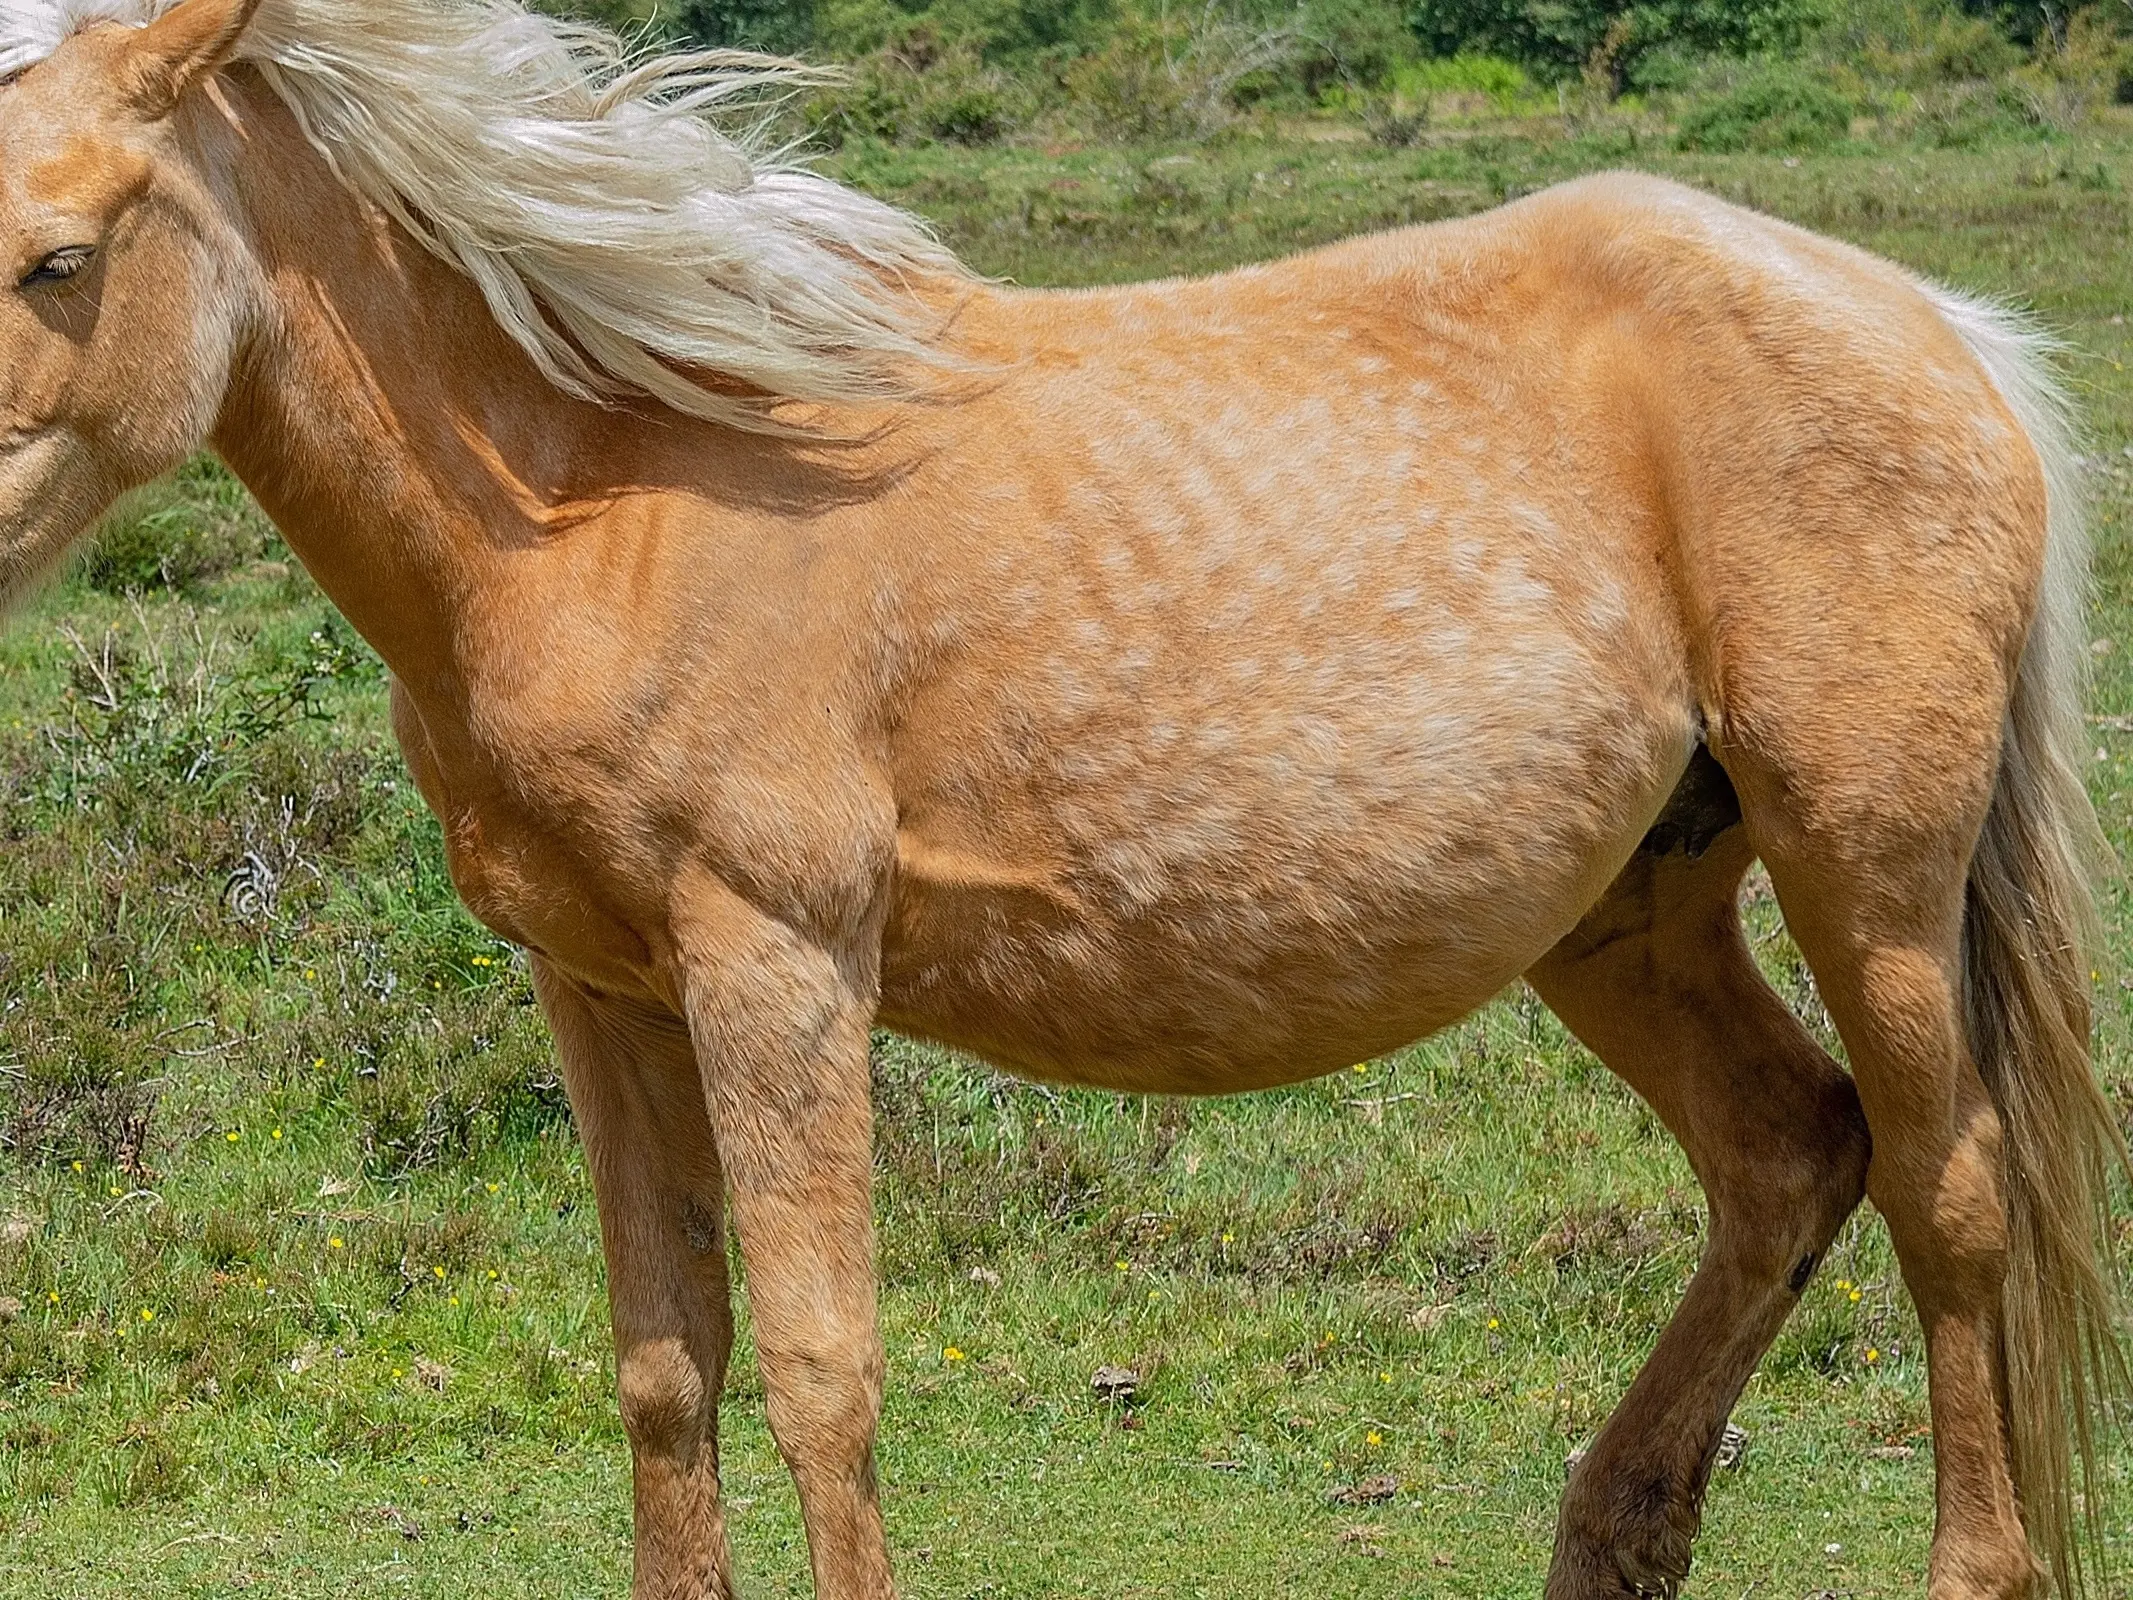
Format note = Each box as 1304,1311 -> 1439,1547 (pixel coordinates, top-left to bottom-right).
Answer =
7,111 -> 2133,1599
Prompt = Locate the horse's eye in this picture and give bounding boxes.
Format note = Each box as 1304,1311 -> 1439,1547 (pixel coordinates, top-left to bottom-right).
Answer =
20,246 -> 94,288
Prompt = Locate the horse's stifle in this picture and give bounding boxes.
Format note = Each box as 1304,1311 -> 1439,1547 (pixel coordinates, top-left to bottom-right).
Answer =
0,0 -> 2121,1593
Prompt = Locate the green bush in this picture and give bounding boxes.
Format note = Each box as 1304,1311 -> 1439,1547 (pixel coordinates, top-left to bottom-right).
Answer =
1814,0 -> 2024,85
807,32 -> 1024,145
811,0 -> 1117,62
1675,65 -> 1854,150
1284,0 -> 1419,94
545,0 -> 814,51
1053,10 -> 1322,139
2014,7 -> 2133,119
1955,0 -> 2063,49
1902,75 -> 2054,143
1405,0 -> 1825,85
1058,21 -> 1203,139
82,460 -> 276,596
666,0 -> 815,50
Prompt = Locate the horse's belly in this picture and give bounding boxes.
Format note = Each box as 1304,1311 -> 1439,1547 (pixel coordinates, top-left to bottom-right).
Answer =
874,404 -> 1702,1091
878,692 -> 1692,1093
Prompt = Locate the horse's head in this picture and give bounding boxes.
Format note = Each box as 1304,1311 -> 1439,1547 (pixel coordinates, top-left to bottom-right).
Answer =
0,0 -> 257,599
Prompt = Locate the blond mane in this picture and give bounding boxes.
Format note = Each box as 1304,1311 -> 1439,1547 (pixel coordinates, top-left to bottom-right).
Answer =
0,0 -> 970,428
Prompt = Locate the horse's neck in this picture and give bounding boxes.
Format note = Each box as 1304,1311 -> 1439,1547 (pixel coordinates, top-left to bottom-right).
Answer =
207,81 -> 611,700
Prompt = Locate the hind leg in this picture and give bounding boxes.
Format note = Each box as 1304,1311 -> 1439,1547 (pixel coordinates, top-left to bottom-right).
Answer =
1528,801 -> 1871,1598
1741,773 -> 2036,1597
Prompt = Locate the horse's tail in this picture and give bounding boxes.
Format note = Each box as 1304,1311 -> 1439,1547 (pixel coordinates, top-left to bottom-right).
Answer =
1932,284 -> 2128,1595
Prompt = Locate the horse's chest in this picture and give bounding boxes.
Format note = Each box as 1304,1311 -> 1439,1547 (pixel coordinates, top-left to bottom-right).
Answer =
388,684 -> 661,997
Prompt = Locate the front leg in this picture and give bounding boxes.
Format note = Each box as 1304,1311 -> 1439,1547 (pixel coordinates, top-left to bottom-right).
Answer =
676,882 -> 895,1600
533,960 -> 738,1600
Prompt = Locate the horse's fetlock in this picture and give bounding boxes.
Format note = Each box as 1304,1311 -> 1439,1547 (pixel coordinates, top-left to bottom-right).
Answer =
1552,1463 -> 1699,1600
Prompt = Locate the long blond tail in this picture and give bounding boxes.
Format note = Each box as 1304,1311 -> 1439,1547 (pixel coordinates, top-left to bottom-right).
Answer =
1933,284 -> 2128,1595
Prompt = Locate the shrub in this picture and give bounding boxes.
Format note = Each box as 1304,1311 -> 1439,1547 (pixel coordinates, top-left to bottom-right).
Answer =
1955,0 -> 2069,49
554,0 -> 814,52
2014,6 -> 2133,121
1358,88 -> 1429,142
1676,65 -> 1854,150
808,31 -> 1025,146
1057,11 -> 1311,139
82,459 -> 275,596
664,0 -> 814,51
1405,0 -> 1824,86
1902,75 -> 2055,143
1822,1 -> 2028,85
813,0 -> 1117,63
1283,0 -> 1419,95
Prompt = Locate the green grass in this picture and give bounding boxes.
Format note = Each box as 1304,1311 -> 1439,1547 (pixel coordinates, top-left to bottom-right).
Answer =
11,113 -> 2133,1597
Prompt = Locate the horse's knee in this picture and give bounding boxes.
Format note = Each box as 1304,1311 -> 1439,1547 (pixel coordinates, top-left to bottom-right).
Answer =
758,1331 -> 884,1459
618,1336 -> 711,1457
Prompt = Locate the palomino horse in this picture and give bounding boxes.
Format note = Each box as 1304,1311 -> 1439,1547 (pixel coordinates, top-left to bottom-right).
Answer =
0,0 -> 2122,1592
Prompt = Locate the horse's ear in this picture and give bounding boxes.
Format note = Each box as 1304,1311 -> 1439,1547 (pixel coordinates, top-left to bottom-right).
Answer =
118,0 -> 265,116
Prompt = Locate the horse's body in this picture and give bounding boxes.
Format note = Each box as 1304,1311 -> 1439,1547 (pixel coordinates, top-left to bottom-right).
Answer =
871,239 -> 1691,1091
383,193 -> 1810,1095
0,2 -> 2124,1597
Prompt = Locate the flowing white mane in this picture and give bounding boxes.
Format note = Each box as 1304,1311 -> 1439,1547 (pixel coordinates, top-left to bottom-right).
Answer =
0,0 -> 971,428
